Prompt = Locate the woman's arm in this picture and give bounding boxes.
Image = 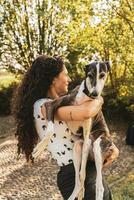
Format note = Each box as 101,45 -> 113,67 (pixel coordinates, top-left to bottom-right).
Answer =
41,96 -> 103,121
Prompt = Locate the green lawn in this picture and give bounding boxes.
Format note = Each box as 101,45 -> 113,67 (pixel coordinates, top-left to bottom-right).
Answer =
108,173 -> 134,200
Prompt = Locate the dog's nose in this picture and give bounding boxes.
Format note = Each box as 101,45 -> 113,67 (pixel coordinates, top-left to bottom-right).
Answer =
91,90 -> 98,97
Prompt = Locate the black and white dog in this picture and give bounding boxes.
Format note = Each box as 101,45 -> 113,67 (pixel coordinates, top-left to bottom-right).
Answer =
32,61 -> 119,200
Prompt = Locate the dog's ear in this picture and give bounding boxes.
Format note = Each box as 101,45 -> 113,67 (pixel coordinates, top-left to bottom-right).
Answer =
84,65 -> 89,75
105,61 -> 110,71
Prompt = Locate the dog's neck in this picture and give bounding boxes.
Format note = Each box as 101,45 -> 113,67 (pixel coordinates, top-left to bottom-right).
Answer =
83,80 -> 90,97
76,81 -> 91,104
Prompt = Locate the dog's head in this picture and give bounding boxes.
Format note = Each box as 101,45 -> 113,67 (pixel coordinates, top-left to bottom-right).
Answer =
83,61 -> 110,98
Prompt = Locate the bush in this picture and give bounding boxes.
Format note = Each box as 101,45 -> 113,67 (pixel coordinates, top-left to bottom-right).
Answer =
103,84 -> 134,121
0,82 -> 17,116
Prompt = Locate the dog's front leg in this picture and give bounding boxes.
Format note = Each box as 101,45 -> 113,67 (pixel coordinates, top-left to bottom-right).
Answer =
32,120 -> 55,159
78,118 -> 92,200
32,129 -> 54,159
68,140 -> 83,200
93,136 -> 104,200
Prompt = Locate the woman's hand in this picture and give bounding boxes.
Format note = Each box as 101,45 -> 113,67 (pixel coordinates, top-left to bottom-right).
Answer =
103,144 -> 119,168
83,96 -> 104,119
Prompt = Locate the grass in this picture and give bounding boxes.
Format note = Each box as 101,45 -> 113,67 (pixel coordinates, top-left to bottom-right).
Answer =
108,172 -> 134,200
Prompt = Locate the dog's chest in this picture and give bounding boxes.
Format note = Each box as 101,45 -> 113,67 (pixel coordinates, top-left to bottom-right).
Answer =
66,121 -> 84,136
66,82 -> 92,135
66,120 -> 93,137
75,81 -> 90,105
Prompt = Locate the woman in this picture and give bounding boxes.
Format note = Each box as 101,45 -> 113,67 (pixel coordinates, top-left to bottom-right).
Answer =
12,55 -> 112,199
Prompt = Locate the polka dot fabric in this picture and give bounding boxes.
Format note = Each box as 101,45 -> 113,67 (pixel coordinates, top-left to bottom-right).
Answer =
33,99 -> 79,166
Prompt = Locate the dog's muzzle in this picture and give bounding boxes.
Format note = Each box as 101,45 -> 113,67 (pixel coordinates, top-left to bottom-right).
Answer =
90,90 -> 99,99
83,81 -> 99,99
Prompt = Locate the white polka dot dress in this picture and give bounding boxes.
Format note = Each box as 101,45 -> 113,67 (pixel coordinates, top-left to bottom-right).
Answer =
33,98 -> 79,166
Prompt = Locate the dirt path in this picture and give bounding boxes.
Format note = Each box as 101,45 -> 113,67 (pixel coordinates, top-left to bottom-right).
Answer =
0,116 -> 134,200
0,116 -> 62,200
0,138 -> 62,200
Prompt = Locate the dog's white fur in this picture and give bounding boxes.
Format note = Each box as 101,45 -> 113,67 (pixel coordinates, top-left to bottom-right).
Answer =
93,137 -> 104,200
32,63 -> 108,200
32,121 -> 54,158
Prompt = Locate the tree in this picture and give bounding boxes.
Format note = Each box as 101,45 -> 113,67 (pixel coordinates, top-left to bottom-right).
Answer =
1,0 -> 88,73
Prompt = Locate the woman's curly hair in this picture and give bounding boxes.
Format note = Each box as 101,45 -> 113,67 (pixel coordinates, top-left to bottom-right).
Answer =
12,55 -> 64,162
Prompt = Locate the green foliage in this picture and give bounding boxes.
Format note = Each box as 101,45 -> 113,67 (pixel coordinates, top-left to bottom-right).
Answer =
0,0 -> 92,73
104,76 -> 134,120
0,0 -> 134,118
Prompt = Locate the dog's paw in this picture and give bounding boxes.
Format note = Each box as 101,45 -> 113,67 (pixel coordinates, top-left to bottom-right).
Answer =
78,187 -> 85,200
96,182 -> 104,200
32,146 -> 43,159
67,182 -> 81,200
32,138 -> 47,158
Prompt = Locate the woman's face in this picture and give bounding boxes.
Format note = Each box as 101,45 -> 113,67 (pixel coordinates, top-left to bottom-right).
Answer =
52,67 -> 71,96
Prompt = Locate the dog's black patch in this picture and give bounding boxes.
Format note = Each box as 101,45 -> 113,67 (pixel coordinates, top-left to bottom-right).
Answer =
99,62 -> 107,73
85,62 -> 97,88
76,126 -> 83,136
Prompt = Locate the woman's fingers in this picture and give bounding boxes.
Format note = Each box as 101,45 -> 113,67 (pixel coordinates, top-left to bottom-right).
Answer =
103,144 -> 119,168
86,96 -> 104,118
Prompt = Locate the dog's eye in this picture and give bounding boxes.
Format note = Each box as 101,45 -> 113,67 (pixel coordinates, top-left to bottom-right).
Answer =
99,73 -> 105,79
88,73 -> 93,79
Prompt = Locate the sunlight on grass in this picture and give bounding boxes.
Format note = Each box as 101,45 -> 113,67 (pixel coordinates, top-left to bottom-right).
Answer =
108,173 -> 134,200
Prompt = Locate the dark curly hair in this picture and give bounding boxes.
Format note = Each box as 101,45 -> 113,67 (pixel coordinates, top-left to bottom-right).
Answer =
12,55 -> 64,162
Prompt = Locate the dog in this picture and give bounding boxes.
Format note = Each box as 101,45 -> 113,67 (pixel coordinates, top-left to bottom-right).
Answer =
32,61 -> 119,200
